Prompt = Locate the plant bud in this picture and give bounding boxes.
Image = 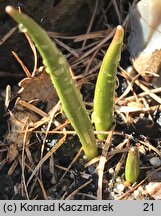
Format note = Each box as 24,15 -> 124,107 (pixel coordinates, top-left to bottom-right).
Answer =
125,147 -> 140,184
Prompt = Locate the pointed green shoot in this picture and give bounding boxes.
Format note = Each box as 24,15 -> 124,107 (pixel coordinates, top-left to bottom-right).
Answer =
6,6 -> 98,160
125,147 -> 140,184
92,26 -> 124,140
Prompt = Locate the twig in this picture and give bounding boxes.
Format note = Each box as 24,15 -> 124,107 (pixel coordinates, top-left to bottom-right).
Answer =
59,147 -> 83,182
18,99 -> 48,117
82,0 -> 98,47
124,87 -> 161,103
0,26 -> 17,45
24,33 -> 38,74
12,51 -> 32,78
120,67 -> 161,104
139,140 -> 161,157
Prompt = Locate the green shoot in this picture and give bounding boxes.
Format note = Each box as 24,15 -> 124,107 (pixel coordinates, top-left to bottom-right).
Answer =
92,26 -> 124,140
6,6 -> 98,160
125,147 -> 140,184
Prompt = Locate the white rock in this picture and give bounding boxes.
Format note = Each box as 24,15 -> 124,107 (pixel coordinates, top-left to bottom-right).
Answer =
113,188 -> 120,194
133,190 -> 141,199
116,177 -> 121,183
149,157 -> 161,167
108,180 -> 114,187
138,186 -> 144,192
109,168 -> 115,174
116,184 -> 125,192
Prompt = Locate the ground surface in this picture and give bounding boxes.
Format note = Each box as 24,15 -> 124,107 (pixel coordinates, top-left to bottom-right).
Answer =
0,0 -> 161,200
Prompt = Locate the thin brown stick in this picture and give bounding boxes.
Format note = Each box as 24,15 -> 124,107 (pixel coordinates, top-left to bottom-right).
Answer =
27,135 -> 66,186
12,51 -> 32,78
8,160 -> 18,176
112,0 -> 122,23
0,26 -> 17,45
139,140 -> 161,157
25,163 -> 48,199
116,105 -> 161,113
59,147 -> 83,182
24,32 -> 38,74
72,29 -> 115,65
124,87 -> 161,103
120,67 -> 161,104
82,0 -> 98,47
55,38 -> 79,58
18,99 -> 48,117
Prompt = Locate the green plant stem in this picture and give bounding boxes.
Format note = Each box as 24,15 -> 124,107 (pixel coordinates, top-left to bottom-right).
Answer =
6,6 -> 98,160
92,26 -> 124,140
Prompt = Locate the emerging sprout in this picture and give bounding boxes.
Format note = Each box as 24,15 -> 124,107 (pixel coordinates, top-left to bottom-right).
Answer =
6,6 -> 98,160
92,26 -> 124,140
125,147 -> 140,184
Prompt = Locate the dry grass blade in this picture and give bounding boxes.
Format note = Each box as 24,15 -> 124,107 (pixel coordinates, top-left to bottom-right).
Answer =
12,51 -> 32,78
48,30 -> 112,41
134,79 -> 161,104
37,177 -> 48,200
39,107 -> 60,181
5,85 -> 11,111
59,147 -> 83,182
116,105 -> 161,113
55,38 -> 79,58
82,0 -> 98,48
21,125 -> 30,199
7,160 -> 18,176
116,70 -> 154,104
28,101 -> 61,132
97,156 -> 107,200
73,29 -> 115,64
139,140 -> 161,157
115,152 -> 127,175
74,30 -> 113,42
120,67 -> 161,104
0,26 -> 17,46
97,125 -> 115,200
25,163 -> 48,199
124,87 -> 161,103
64,179 -> 92,200
27,135 -> 66,186
24,32 -> 38,74
18,99 -> 48,117
112,0 -> 122,23
0,158 -> 7,171
77,192 -> 97,199
84,156 -> 101,168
